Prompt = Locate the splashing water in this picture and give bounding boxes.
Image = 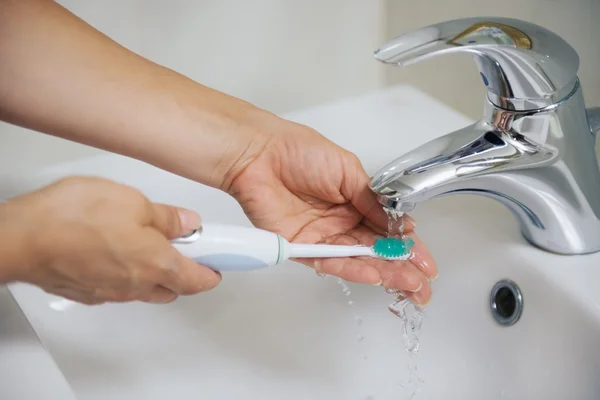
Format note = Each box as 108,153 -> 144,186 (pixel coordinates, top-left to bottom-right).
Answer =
333,278 -> 372,398
336,278 -> 364,330
387,297 -> 427,398
388,298 -> 425,356
314,207 -> 427,399
384,208 -> 427,399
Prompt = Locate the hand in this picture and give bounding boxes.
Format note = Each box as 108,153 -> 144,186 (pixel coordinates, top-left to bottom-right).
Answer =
1,176 -> 220,305
226,120 -> 438,307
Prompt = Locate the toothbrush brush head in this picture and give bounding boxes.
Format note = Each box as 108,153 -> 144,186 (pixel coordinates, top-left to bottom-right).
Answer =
372,237 -> 414,260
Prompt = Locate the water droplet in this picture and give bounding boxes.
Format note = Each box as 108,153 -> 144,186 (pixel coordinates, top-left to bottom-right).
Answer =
348,300 -> 354,307
354,316 -> 363,326
357,334 -> 365,342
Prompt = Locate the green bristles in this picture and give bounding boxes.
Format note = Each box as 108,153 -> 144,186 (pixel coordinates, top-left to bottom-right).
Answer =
373,237 -> 414,260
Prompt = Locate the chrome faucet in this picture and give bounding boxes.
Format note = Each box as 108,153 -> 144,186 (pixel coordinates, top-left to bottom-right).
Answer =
369,17 -> 600,255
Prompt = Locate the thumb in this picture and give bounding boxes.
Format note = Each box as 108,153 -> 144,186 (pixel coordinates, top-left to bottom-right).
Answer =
149,203 -> 201,239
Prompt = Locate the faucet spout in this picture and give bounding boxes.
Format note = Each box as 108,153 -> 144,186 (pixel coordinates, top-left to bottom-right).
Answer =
370,119 -> 556,207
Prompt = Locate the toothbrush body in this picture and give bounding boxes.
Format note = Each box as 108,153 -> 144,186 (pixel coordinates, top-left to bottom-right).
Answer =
171,223 -> 408,272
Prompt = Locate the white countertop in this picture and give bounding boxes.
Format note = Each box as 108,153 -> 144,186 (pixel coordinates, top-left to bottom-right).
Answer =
0,288 -> 76,400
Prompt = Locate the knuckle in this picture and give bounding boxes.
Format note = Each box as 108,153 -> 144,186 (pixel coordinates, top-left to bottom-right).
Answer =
157,292 -> 178,303
140,286 -> 179,304
157,292 -> 179,304
158,205 -> 183,238
140,245 -> 183,285
147,246 -> 181,273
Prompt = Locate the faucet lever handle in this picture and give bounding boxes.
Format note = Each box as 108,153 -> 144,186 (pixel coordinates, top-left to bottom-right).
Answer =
375,17 -> 579,110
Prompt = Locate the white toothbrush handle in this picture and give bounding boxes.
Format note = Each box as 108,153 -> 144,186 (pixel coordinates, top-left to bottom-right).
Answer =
286,243 -> 374,258
171,223 -> 377,272
171,223 -> 281,272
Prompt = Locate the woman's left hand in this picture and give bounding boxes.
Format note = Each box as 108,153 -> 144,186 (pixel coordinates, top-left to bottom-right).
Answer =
224,119 -> 437,307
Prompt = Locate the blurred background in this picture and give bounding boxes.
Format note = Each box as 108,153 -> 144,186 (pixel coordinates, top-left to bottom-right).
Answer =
1,0 -> 599,174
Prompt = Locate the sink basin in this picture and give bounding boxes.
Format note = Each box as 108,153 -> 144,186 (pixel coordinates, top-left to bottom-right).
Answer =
2,85 -> 600,399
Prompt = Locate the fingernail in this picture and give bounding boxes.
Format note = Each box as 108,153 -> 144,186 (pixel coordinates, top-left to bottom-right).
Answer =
313,260 -> 328,278
429,273 -> 439,282
410,290 -> 430,307
409,250 -> 437,281
372,279 -> 383,286
366,267 -> 382,285
177,208 -> 202,232
314,259 -> 322,271
407,282 -> 422,293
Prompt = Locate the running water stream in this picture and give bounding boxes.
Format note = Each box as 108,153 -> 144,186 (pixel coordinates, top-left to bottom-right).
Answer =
384,209 -> 426,399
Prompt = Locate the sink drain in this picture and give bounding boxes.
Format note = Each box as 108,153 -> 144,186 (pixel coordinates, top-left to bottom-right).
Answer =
490,279 -> 523,326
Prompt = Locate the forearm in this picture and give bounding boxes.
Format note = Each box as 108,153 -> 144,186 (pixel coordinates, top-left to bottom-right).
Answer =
0,0 -> 273,188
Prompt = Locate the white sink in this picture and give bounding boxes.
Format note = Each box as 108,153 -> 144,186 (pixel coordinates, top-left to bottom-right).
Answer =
2,85 -> 600,399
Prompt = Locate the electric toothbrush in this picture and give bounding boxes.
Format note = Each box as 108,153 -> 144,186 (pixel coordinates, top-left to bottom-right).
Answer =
171,223 -> 413,272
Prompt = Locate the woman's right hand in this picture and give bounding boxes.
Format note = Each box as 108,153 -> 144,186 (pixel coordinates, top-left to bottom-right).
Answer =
0,176 -> 220,305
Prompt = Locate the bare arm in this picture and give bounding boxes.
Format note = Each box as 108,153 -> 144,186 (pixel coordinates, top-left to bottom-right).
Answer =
0,0 -> 274,189
0,1 -> 438,302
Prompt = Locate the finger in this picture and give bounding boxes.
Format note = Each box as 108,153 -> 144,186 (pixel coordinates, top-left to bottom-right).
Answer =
406,280 -> 432,307
377,260 -> 429,292
136,230 -> 221,295
406,232 -> 438,281
312,257 -> 382,285
158,245 -> 222,295
149,203 -> 201,239
341,170 -> 416,233
348,182 -> 390,232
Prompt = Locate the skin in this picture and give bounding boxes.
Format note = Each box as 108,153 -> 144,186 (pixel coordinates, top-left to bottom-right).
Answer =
0,0 -> 437,306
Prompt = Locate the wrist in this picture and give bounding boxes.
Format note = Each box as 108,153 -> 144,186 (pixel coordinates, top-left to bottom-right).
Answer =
128,71 -> 277,190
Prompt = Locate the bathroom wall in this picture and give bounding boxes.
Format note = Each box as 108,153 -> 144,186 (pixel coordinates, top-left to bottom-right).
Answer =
1,1 -> 599,174
0,0 -> 387,174
384,0 -> 600,119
